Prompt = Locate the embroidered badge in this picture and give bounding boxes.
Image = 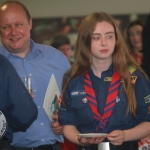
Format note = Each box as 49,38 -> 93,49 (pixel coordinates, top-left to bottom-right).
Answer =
71,90 -> 86,97
60,108 -> 66,111
130,76 -> 137,84
116,96 -> 120,103
82,97 -> 88,103
128,66 -> 136,74
144,95 -> 150,103
104,77 -> 112,81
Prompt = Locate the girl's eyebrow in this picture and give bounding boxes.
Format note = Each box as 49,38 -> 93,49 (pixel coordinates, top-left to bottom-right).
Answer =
92,32 -> 115,35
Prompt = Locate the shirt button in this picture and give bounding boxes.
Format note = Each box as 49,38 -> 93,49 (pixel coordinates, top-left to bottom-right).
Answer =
33,90 -> 36,92
37,106 -> 40,108
42,139 -> 45,142
29,74 -> 32,76
41,123 -> 43,125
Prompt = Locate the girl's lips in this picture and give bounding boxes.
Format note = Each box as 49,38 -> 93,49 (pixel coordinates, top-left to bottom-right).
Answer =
100,49 -> 108,53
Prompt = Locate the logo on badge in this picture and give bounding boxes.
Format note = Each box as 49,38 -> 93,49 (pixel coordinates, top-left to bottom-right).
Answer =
71,90 -> 86,97
82,97 -> 88,103
116,96 -> 120,103
0,111 -> 7,139
144,95 -> 150,104
130,76 -> 137,84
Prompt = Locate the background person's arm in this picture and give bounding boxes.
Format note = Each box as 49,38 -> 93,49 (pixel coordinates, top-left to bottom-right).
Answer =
0,55 -> 38,132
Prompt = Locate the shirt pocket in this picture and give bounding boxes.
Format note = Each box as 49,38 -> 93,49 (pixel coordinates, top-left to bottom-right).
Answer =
110,93 -> 133,127
71,95 -> 94,125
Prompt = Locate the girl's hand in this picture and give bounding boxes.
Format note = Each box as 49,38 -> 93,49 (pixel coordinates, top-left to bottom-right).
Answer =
107,130 -> 124,145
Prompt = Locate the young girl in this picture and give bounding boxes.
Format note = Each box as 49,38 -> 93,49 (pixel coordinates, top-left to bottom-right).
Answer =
127,20 -> 145,66
58,12 -> 150,150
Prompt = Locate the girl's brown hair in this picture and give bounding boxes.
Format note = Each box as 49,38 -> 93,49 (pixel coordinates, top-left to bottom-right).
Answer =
62,12 -> 147,116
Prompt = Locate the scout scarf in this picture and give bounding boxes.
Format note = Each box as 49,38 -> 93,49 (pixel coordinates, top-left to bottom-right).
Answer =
83,70 -> 120,131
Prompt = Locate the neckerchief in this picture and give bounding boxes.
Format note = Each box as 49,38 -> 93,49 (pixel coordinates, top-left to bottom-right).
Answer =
83,70 -> 120,131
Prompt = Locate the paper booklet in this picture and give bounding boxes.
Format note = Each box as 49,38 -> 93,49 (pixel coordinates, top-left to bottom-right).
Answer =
43,74 -> 63,141
43,74 -> 61,122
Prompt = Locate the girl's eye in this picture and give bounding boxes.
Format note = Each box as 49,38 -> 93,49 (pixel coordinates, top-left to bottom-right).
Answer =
92,36 -> 101,41
107,35 -> 112,39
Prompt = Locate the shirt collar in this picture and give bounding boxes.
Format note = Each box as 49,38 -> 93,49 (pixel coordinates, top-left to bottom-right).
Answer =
0,39 -> 43,58
89,63 -> 113,75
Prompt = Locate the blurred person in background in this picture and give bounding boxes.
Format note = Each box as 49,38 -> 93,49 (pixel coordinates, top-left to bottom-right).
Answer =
0,1 -> 70,150
0,54 -> 38,150
51,34 -> 74,65
141,14 -> 150,78
139,13 -> 150,150
126,20 -> 145,66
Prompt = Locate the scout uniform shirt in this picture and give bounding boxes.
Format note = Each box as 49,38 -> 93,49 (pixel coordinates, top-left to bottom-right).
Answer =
59,64 -> 150,141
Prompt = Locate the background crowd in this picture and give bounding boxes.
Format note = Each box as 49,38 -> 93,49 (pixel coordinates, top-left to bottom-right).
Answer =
1,0 -> 150,150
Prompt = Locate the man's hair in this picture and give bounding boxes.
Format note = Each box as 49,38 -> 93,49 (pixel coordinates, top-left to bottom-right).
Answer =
51,34 -> 70,49
0,0 -> 31,22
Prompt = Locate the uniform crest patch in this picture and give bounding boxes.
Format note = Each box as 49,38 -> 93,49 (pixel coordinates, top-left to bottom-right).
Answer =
71,90 -> 86,97
104,77 -> 112,81
82,97 -> 88,103
130,76 -> 137,84
144,95 -> 150,103
116,96 -> 120,103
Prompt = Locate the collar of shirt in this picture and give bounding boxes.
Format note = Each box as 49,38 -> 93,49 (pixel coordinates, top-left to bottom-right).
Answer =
0,39 -> 43,59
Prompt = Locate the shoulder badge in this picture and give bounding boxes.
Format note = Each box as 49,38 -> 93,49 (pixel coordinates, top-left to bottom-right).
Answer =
128,66 -> 137,84
130,76 -> 137,84
128,66 -> 136,74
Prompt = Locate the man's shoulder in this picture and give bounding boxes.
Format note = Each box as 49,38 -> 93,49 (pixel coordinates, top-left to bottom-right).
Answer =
35,43 -> 65,58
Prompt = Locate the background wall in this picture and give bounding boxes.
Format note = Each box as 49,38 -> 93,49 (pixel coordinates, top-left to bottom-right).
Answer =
0,0 -> 149,61
0,0 -> 150,18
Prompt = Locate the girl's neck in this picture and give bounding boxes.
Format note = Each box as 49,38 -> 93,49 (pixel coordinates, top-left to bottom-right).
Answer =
91,58 -> 112,78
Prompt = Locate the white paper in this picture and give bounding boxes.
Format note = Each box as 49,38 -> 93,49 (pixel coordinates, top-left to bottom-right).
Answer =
43,74 -> 63,141
43,74 -> 61,121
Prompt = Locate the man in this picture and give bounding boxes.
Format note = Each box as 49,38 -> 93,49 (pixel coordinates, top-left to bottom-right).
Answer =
0,1 -> 70,150
0,54 -> 38,150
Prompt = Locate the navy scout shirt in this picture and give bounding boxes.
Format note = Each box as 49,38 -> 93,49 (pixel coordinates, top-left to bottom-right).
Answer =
59,65 -> 150,135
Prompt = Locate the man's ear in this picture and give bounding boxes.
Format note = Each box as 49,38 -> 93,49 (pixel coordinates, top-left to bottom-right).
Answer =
29,18 -> 32,30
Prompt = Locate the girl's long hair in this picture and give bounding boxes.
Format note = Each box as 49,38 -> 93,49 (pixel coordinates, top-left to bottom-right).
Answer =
62,12 -> 147,116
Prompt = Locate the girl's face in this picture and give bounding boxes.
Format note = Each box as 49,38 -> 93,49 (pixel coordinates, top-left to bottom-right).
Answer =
91,21 -> 116,62
128,25 -> 143,51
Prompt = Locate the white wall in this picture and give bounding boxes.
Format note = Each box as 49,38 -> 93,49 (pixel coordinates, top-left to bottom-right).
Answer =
0,0 -> 149,18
